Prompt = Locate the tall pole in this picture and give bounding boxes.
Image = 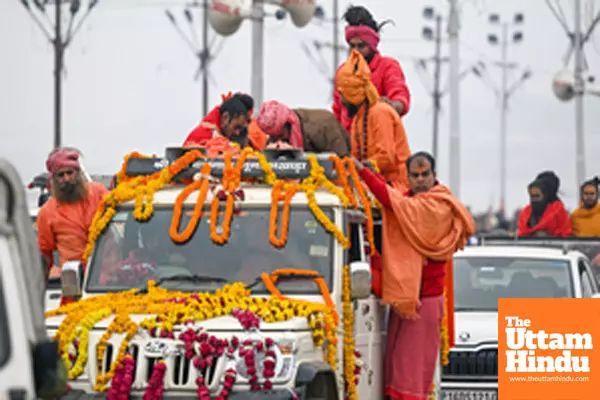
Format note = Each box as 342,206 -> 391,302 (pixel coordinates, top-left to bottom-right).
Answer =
202,1 -> 209,116
332,0 -> 339,77
54,0 -> 64,149
448,0 -> 461,198
573,0 -> 586,185
499,23 -> 508,210
251,0 -> 264,114
432,15 -> 442,160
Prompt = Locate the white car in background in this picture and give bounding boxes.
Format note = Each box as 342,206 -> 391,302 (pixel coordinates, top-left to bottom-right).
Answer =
441,241 -> 600,400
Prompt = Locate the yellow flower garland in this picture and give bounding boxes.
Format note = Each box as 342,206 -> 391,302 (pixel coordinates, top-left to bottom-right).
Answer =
440,289 -> 450,366
64,149 -> 378,397
47,278 -> 347,392
342,265 -> 358,400
90,150 -> 376,256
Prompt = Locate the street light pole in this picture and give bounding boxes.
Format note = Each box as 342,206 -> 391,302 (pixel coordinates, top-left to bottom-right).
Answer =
20,0 -> 99,150
332,0 -> 339,78
250,0 -> 265,114
54,0 -> 64,149
432,15 -> 443,160
573,0 -> 586,185
202,1 -> 209,116
447,0 -> 461,198
499,22 -> 508,211
485,12 -> 527,209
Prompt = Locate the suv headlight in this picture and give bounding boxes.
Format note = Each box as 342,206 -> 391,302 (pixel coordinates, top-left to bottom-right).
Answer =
233,339 -> 296,383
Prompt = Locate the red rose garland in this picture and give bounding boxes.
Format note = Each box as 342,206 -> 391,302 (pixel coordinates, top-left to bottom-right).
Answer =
143,360 -> 167,399
106,354 -> 135,400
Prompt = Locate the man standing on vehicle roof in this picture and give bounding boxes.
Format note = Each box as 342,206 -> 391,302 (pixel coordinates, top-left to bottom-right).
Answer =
353,151 -> 475,400
332,5 -> 411,132
36,148 -> 108,280
336,49 -> 411,190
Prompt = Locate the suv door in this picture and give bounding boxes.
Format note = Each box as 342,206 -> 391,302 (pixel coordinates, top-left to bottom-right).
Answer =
578,258 -> 599,298
347,222 -> 384,399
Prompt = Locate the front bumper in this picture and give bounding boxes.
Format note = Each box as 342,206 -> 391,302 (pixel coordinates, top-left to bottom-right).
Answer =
441,380 -> 498,390
61,388 -> 306,399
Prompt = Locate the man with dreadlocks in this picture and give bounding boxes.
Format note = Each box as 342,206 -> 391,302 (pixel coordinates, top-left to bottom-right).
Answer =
36,148 -> 108,279
332,5 -> 411,132
335,49 -> 411,189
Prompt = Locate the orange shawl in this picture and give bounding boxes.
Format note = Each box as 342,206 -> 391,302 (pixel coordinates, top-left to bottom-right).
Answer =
382,184 -> 475,319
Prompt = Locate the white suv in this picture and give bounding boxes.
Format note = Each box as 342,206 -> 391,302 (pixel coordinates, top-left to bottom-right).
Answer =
0,159 -> 67,399
47,150 -> 387,399
441,240 -> 600,400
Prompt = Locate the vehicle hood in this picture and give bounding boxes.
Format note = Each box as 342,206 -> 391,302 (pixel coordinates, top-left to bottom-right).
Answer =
46,314 -> 311,332
453,311 -> 498,346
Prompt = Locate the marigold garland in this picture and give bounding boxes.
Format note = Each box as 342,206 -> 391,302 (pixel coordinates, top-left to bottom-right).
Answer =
169,163 -> 212,243
342,265 -> 359,400
47,275 -> 358,397
83,150 -> 206,262
209,150 -> 251,244
269,180 -> 297,247
440,289 -> 450,366
87,149 -> 377,261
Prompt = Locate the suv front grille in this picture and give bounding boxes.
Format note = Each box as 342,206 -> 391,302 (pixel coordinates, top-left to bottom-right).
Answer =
97,340 -> 221,389
442,348 -> 498,381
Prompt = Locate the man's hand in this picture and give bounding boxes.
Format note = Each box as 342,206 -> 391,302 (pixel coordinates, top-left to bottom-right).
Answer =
350,157 -> 365,172
381,96 -> 405,116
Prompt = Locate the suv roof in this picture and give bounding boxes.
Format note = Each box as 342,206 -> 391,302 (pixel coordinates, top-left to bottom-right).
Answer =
456,245 -> 578,260
120,184 -> 345,207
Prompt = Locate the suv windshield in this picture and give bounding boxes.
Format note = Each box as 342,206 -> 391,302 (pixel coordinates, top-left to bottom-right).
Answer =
86,207 -> 334,294
454,256 -> 573,311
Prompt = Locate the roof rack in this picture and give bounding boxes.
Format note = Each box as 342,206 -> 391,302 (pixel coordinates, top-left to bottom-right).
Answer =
477,235 -> 600,258
126,148 -> 339,181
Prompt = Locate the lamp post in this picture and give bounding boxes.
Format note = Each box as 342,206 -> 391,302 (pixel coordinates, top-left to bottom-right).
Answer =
422,7 -> 444,160
19,0 -> 99,150
486,12 -> 530,210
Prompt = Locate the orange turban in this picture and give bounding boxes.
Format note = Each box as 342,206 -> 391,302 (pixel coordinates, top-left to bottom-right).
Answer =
336,50 -> 380,106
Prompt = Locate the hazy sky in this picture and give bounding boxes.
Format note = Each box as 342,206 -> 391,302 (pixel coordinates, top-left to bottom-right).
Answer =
2,0 -> 600,213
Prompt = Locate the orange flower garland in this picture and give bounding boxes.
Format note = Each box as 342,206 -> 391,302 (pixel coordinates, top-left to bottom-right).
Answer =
83,149 -> 205,262
169,163 -> 212,243
209,149 -> 251,244
269,180 -> 298,247
344,159 -> 378,256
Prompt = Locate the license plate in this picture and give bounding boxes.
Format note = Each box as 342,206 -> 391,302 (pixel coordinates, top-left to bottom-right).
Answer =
441,390 -> 498,400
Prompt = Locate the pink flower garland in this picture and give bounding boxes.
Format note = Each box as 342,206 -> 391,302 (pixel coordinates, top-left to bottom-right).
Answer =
104,305 -> 286,399
262,338 -> 276,390
107,354 -> 135,400
143,360 -> 167,399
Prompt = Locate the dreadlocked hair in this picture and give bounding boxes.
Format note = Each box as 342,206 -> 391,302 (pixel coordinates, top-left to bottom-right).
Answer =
343,5 -> 394,33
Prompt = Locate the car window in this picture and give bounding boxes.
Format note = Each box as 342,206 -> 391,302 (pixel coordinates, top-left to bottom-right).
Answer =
454,256 -> 573,311
579,260 -> 595,298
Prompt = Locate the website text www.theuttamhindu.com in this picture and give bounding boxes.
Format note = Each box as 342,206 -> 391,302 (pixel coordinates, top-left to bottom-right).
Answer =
508,376 -> 590,383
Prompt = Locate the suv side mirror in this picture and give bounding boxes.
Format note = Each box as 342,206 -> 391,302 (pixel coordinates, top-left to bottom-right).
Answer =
349,261 -> 371,300
61,261 -> 83,298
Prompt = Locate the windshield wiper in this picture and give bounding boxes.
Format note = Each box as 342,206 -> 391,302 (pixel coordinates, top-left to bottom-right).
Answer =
137,274 -> 230,294
246,272 -> 324,290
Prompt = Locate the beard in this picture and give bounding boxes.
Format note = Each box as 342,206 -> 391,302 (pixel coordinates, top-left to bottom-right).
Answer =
53,173 -> 87,203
